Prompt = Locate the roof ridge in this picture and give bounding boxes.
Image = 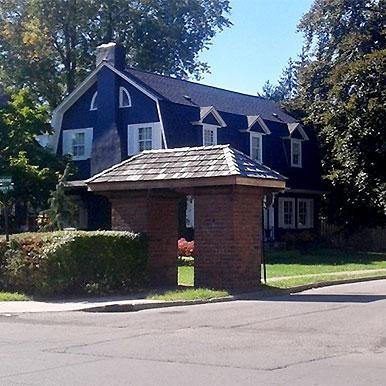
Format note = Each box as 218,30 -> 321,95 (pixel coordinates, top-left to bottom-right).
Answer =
230,146 -> 288,180
141,144 -> 229,154
223,146 -> 240,175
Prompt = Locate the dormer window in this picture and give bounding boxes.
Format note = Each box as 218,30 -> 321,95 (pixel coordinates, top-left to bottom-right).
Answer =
119,87 -> 131,108
250,133 -> 262,163
203,125 -> 217,146
291,139 -> 302,167
90,91 -> 97,111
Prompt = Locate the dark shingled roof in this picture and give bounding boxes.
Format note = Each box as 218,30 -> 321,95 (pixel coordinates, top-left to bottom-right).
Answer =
124,68 -> 296,124
87,145 -> 286,185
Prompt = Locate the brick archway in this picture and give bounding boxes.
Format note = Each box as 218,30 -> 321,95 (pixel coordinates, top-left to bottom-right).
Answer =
87,145 -> 286,291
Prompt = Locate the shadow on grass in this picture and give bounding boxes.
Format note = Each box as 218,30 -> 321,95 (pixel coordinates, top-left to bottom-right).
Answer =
265,248 -> 386,266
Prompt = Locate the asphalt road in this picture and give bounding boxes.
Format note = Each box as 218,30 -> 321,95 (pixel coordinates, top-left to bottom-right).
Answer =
1,280 -> 386,386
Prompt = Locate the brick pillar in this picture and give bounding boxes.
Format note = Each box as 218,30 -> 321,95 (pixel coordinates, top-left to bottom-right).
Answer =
194,185 -> 264,291
109,190 -> 179,286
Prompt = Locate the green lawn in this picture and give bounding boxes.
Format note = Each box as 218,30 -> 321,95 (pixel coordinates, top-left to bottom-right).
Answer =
0,292 -> 30,301
147,288 -> 229,301
178,248 -> 386,287
268,272 -> 386,289
264,248 -> 386,278
178,266 -> 194,286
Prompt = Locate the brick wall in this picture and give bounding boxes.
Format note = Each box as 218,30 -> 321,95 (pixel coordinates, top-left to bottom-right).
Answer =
108,190 -> 179,286
194,185 -> 264,291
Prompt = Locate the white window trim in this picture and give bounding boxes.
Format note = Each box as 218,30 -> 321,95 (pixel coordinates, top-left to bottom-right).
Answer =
62,128 -> 93,161
119,86 -> 132,108
127,122 -> 162,155
90,91 -> 97,111
250,132 -> 263,163
297,198 -> 314,229
202,124 -> 218,146
278,197 -> 296,229
291,138 -> 302,168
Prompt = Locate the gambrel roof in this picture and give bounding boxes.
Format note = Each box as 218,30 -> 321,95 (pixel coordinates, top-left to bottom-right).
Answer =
124,68 -> 296,124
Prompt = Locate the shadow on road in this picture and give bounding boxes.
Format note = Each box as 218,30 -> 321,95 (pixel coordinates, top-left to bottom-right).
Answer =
251,294 -> 386,304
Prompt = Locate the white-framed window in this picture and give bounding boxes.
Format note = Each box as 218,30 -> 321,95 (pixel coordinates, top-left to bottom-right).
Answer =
119,87 -> 132,108
90,91 -> 98,111
250,132 -> 263,163
128,122 -> 162,155
297,199 -> 314,229
62,128 -> 93,160
138,126 -> 152,152
278,197 -> 296,229
202,125 -> 217,146
291,139 -> 302,167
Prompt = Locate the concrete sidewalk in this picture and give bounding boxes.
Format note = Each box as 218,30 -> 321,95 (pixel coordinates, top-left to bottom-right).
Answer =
2,273 -> 386,314
0,292 -> 174,314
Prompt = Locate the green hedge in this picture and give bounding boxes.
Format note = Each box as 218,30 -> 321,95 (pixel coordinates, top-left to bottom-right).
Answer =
0,231 -> 148,296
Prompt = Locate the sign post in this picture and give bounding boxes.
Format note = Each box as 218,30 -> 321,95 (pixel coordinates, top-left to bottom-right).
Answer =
0,177 -> 14,242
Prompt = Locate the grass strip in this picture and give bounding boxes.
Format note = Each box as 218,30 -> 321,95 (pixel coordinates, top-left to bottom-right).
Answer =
147,288 -> 229,301
178,266 -> 194,286
0,292 -> 31,301
268,272 -> 386,289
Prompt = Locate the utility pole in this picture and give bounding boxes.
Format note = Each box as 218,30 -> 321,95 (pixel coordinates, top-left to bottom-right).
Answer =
0,177 -> 13,242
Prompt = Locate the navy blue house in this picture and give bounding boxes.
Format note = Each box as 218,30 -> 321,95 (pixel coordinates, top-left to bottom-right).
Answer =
50,43 -> 324,241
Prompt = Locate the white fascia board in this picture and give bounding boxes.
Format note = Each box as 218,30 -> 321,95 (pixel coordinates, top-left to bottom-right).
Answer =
50,65 -> 101,151
199,106 -> 227,128
105,63 -> 167,147
50,61 -> 162,152
287,122 -> 309,141
104,62 -> 159,102
244,115 -> 271,135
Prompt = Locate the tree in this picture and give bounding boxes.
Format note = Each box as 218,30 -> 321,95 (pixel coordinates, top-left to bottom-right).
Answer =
0,88 -> 66,212
0,0 -> 231,108
259,57 -> 304,102
293,0 -> 386,228
41,164 -> 78,231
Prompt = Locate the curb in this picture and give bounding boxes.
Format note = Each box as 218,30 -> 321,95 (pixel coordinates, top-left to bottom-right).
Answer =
81,274 -> 386,313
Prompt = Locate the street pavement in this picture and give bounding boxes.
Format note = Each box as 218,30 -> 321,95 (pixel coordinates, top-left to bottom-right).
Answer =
0,279 -> 386,385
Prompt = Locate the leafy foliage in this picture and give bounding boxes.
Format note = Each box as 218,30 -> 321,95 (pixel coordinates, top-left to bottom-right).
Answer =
0,231 -> 148,296
288,0 -> 386,228
259,57 -> 303,102
0,89 -> 65,210
0,0 -> 231,108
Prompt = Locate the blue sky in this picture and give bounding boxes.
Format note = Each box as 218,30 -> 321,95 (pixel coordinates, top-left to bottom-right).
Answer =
197,0 -> 314,95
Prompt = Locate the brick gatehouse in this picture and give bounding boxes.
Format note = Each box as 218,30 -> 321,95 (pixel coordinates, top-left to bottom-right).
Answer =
87,145 -> 285,291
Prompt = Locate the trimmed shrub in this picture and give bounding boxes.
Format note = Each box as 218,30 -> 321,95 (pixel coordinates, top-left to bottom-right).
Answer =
0,231 -> 148,296
178,238 -> 194,257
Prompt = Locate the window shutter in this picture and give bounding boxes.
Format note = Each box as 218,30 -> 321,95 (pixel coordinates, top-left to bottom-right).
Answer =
128,125 -> 136,155
85,128 -> 93,158
62,131 -> 72,155
152,123 -> 162,150
278,198 -> 284,228
309,200 -> 314,228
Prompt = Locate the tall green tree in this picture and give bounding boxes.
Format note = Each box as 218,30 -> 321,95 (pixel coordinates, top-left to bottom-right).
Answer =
0,0 -> 231,108
0,88 -> 66,210
293,0 -> 386,228
41,164 -> 78,231
259,58 -> 301,102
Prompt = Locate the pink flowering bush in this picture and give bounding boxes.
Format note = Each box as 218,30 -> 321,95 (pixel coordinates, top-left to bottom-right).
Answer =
178,238 -> 194,257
